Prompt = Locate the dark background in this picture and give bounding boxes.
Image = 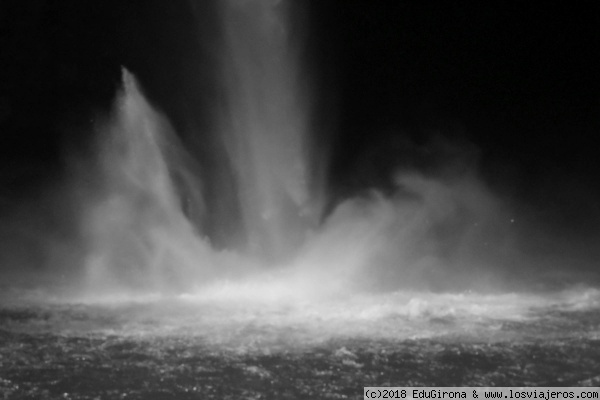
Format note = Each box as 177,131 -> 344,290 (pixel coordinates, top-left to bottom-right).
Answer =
1,0 -> 599,236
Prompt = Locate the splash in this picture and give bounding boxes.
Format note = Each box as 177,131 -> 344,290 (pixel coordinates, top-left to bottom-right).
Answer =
74,73 -> 514,303
61,0 -> 529,302
79,71 -> 219,295
75,0 -> 322,297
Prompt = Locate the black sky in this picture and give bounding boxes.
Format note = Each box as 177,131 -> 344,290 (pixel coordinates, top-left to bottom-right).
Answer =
1,1 -> 599,228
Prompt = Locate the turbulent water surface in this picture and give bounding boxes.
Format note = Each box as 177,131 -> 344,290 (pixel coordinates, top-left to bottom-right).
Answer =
1,287 -> 599,399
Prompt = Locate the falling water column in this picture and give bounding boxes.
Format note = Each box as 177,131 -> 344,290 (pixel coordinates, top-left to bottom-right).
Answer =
218,0 -> 316,262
